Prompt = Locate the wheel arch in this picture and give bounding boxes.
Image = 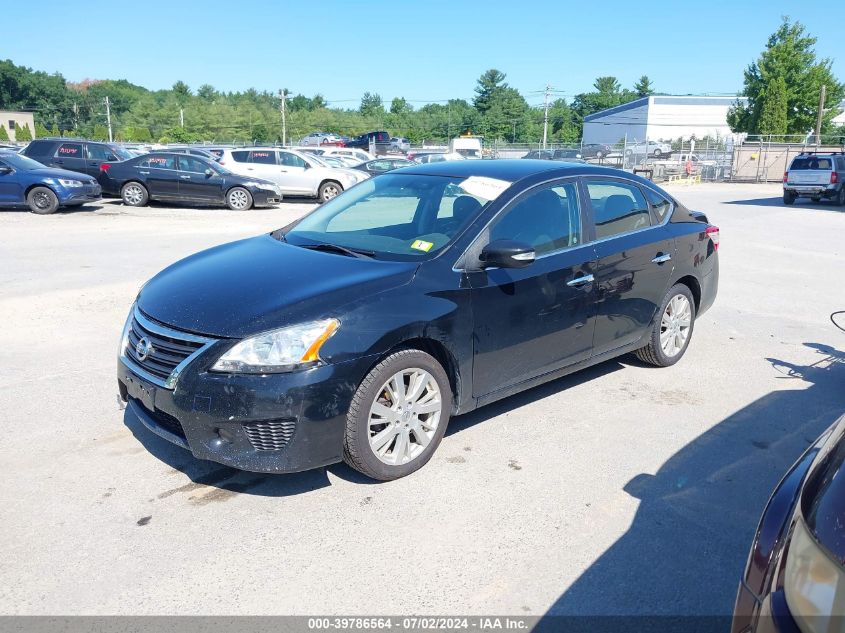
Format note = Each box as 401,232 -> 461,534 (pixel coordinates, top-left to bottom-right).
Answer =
673,274 -> 702,312
25,182 -> 59,199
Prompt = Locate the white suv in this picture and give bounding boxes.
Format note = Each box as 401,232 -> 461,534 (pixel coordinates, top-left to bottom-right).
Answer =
217,148 -> 369,201
783,152 -> 845,206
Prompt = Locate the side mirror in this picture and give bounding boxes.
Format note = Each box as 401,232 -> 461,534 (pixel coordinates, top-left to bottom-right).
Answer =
480,239 -> 535,269
205,168 -> 214,177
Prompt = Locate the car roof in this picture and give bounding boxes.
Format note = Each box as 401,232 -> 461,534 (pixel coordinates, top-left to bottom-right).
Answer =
399,159 -> 640,182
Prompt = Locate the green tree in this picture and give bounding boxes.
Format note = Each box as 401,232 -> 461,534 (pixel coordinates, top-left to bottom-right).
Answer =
728,17 -> 844,136
473,69 -> 507,113
35,121 -> 50,138
758,75 -> 788,139
359,92 -> 384,117
50,123 -> 60,136
594,76 -> 621,96
634,75 -> 655,97
197,84 -> 218,101
0,125 -> 8,141
390,97 -> 413,115
15,122 -> 32,141
172,81 -> 192,105
91,124 -> 109,141
311,94 -> 327,110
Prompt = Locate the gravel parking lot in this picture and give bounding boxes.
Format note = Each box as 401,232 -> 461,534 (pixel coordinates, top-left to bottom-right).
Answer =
2,184 -> 844,618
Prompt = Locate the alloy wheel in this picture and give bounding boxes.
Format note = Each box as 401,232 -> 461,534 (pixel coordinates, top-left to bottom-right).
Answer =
124,185 -> 143,205
228,189 -> 249,210
660,294 -> 692,357
368,368 -> 442,466
322,185 -> 340,201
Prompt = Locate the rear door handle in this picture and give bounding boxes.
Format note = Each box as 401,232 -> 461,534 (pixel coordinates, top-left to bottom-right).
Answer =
652,253 -> 672,264
566,274 -> 595,287
139,171 -> 150,175
180,175 -> 191,180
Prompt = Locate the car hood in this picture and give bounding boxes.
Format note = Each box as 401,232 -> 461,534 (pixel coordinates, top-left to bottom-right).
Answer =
31,167 -> 97,183
137,234 -> 418,338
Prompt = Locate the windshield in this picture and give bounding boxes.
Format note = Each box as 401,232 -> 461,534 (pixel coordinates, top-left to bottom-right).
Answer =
110,146 -> 135,161
283,173 -> 509,261
0,153 -> 50,171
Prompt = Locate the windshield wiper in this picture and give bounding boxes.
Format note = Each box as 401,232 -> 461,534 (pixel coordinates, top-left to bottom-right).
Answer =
300,242 -> 376,259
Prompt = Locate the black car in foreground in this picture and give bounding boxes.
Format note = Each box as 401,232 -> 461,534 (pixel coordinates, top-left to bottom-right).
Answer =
353,158 -> 415,175
733,412 -> 845,633
118,160 -> 719,480
100,152 -> 282,210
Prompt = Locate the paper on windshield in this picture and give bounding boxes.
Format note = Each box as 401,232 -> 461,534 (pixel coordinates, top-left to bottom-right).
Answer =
458,176 -> 512,202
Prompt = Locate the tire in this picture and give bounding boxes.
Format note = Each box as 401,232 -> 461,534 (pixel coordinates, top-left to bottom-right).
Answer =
653,149 -> 662,157
783,191 -> 797,205
836,187 -> 845,206
121,182 -> 149,207
343,349 -> 452,481
318,180 -> 342,203
226,187 -> 253,210
26,186 -> 59,214
635,283 -> 696,367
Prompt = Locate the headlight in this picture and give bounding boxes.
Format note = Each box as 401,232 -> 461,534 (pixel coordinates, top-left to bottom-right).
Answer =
784,519 -> 845,633
211,319 -> 339,373
57,178 -> 83,187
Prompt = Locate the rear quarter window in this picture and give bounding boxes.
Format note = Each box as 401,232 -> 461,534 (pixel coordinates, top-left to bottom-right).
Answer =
25,140 -> 55,157
231,151 -> 250,163
790,157 -> 833,170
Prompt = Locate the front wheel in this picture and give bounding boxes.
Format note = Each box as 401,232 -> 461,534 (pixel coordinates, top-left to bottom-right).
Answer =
343,349 -> 452,481
318,180 -> 342,202
635,284 -> 696,367
27,186 -> 59,214
226,187 -> 253,210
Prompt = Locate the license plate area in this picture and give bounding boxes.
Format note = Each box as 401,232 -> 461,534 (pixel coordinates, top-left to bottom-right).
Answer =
122,368 -> 156,412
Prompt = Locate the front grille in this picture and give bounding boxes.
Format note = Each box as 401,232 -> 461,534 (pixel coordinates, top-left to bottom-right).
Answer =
243,419 -> 296,451
126,314 -> 206,383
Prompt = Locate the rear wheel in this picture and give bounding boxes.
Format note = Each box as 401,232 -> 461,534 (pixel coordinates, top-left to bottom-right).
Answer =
836,187 -> 845,206
26,186 -> 59,214
121,182 -> 149,207
783,191 -> 797,205
635,284 -> 696,367
226,187 -> 252,210
319,180 -> 342,202
343,349 -> 451,481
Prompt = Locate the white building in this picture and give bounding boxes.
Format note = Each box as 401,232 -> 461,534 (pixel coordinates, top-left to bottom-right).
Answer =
833,100 -> 845,126
582,96 -> 747,145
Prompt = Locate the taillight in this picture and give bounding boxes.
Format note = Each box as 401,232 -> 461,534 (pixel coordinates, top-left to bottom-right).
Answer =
219,160 -> 226,165
705,225 -> 720,252
783,171 -> 788,183
832,171 -> 839,184
99,163 -> 111,172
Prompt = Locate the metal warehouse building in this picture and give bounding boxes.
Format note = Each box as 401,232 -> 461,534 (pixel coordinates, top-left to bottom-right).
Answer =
582,96 -> 747,145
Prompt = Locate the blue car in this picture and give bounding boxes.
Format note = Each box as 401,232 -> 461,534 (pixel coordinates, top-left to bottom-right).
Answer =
0,150 -> 102,214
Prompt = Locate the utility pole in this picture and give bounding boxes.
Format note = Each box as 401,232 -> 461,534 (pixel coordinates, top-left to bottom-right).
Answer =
814,84 -> 826,146
278,89 -> 287,146
104,96 -> 113,142
179,108 -> 184,128
542,84 -> 552,149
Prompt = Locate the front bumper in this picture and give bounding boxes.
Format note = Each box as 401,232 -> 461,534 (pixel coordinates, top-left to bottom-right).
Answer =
250,188 -> 282,206
58,184 -> 102,205
118,353 -> 373,473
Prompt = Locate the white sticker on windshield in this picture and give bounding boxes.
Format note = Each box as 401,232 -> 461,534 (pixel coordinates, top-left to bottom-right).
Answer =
458,176 -> 512,202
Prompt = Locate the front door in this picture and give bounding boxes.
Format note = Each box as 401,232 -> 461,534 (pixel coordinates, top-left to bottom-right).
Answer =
583,178 -> 675,356
277,151 -> 313,194
83,144 -> 117,178
0,159 -> 22,204
176,155 -> 222,202
469,179 -> 598,398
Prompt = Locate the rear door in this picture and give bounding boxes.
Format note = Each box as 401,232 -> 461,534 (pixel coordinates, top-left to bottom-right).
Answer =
176,155 -> 222,202
52,142 -> 86,174
140,155 -> 179,198
584,178 -> 675,357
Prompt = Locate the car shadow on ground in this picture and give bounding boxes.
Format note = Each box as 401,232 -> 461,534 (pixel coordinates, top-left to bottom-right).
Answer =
725,196 -> 843,210
535,342 -> 845,630
123,357 -> 629,498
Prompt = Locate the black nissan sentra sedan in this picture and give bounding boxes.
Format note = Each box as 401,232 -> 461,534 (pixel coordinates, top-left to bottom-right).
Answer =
100,152 -> 282,210
118,160 -> 719,480
733,412 -> 845,633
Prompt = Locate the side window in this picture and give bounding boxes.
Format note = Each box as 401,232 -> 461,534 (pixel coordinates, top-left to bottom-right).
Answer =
145,155 -> 176,170
585,180 -> 651,239
231,151 -> 250,163
644,187 -> 673,223
178,156 -> 209,173
249,150 -> 276,165
85,144 -> 111,161
280,152 -> 307,168
56,143 -> 82,158
489,181 -> 582,255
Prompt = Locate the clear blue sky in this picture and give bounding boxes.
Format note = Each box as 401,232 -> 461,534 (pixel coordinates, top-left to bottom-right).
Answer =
4,0 -> 842,107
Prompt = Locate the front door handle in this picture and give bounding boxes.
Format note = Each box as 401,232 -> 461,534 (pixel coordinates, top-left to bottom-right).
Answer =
139,171 -> 150,175
652,253 -> 672,264
566,274 -> 595,287
180,175 -> 191,180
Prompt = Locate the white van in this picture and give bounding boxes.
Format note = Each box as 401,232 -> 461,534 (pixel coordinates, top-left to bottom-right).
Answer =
449,137 -> 483,159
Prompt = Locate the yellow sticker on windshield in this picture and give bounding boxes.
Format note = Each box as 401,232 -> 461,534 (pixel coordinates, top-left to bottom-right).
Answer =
411,239 -> 434,252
